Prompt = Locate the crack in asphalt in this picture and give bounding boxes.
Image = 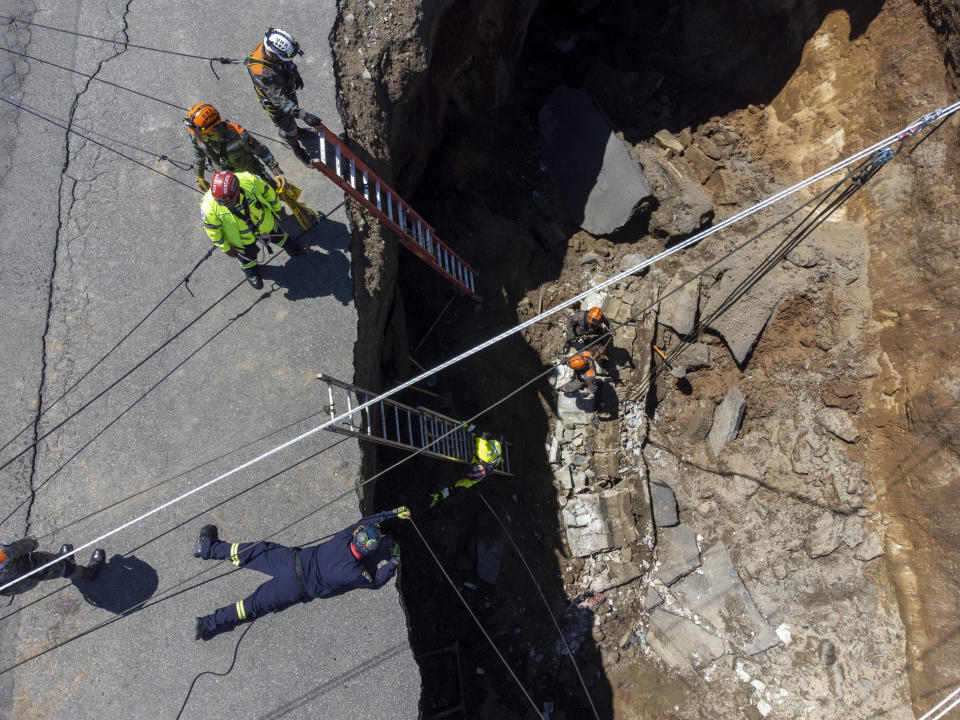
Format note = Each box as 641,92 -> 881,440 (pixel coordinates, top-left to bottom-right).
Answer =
24,1 -> 134,537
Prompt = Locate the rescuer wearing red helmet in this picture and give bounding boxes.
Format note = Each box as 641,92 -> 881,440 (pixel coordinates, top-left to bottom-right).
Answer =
563,304 -> 612,354
244,28 -> 323,168
0,538 -> 105,597
192,506 -> 412,640
200,170 -> 302,289
183,102 -> 286,193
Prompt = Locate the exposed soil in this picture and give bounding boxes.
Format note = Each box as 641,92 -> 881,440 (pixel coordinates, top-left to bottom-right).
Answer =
333,0 -> 960,717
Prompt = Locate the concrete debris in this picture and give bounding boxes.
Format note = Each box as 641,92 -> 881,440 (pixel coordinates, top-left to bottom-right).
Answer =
854,532 -> 884,561
654,129 -> 685,153
557,383 -> 596,426
706,387 -> 746,456
816,407 -> 861,443
620,251 -> 648,274
646,607 -> 725,670
633,145 -> 714,240
537,86 -> 653,235
659,277 -> 699,337
645,584 -> 664,610
653,524 -> 701,586
650,482 -> 679,527
590,561 -> 644,593
669,543 -> 780,655
805,511 -> 844,558
476,538 -> 504,584
562,489 -> 638,557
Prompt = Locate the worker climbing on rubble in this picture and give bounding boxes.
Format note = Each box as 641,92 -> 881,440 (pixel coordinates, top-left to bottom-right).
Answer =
563,304 -> 612,356
245,28 -> 323,168
562,351 -> 603,399
0,538 -> 105,597
185,102 -> 318,229
193,506 -> 412,640
429,431 -> 503,507
200,169 -> 302,289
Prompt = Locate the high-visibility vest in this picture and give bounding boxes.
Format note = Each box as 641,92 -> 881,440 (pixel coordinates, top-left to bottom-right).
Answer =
200,172 -> 281,251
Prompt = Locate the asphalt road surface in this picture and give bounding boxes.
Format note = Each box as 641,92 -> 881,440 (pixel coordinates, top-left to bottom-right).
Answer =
0,1 -> 419,717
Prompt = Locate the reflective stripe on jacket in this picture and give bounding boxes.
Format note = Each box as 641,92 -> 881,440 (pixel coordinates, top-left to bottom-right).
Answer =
200,172 -> 281,251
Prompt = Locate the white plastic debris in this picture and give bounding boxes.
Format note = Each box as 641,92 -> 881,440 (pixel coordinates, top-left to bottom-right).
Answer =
776,623 -> 792,645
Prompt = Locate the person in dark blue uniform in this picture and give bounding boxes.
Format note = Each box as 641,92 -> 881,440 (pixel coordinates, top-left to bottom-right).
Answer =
193,506 -> 411,640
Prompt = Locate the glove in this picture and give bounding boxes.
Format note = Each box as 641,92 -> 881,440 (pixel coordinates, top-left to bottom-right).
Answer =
391,542 -> 401,557
429,488 -> 451,508
197,176 -> 210,191
459,422 -> 476,433
225,247 -> 240,258
301,111 -> 322,127
394,506 -> 412,521
294,70 -> 304,91
274,174 -> 286,194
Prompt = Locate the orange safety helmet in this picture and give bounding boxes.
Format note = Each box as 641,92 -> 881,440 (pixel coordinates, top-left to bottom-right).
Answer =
183,103 -> 222,134
568,353 -> 590,371
0,546 -> 7,565
587,307 -> 604,325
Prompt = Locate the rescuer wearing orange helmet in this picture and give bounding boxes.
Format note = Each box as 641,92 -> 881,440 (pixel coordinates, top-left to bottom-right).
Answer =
244,28 -> 323,168
563,351 -> 600,396
184,102 -> 286,192
563,305 -> 612,355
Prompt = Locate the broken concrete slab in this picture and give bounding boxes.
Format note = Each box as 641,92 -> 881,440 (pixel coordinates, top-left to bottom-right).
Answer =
669,543 -> 780,655
476,537 -> 504,584
650,481 -> 679,527
537,86 -> 653,236
702,264 -> 789,365
855,532 -> 884,561
706,387 -> 746,456
805,511 -> 844,558
816,407 -> 861,443
659,277 -> 699,337
646,607 -> 725,670
645,584 -> 664,611
654,524 -> 701,586
562,488 -> 638,557
590,561 -> 644,593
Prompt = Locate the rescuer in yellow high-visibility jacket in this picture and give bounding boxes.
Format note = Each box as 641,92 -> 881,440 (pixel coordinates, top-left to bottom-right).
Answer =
430,435 -> 503,507
200,170 -> 301,289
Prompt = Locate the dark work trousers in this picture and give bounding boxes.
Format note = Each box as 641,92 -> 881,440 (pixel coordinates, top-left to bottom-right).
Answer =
2,551 -> 67,596
198,540 -> 305,633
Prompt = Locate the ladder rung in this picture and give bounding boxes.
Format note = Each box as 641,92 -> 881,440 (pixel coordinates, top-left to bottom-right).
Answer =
319,130 -> 327,165
334,144 -> 342,179
362,169 -> 370,200
349,157 -> 357,189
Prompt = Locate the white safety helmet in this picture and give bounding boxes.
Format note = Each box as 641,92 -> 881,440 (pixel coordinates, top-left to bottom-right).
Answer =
264,28 -> 302,61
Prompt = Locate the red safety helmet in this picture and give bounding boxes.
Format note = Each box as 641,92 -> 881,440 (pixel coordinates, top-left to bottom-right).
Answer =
568,353 -> 590,371
587,307 -> 604,325
210,170 -> 240,205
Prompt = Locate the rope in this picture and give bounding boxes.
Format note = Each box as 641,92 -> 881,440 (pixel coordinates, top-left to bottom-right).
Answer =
919,684 -> 960,720
410,519 -> 542,718
0,14 -> 240,64
174,620 -> 258,720
0,96 -> 198,192
478,492 -> 599,719
3,100 -> 957,596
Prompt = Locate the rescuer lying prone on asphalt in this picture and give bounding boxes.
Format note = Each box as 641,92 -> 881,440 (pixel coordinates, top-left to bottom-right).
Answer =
193,506 -> 411,640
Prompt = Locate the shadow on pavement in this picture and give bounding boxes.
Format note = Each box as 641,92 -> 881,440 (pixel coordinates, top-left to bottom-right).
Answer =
74,554 -> 158,615
258,216 -> 353,305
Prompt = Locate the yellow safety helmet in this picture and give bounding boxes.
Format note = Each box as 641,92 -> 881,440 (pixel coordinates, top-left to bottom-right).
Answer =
476,438 -> 502,468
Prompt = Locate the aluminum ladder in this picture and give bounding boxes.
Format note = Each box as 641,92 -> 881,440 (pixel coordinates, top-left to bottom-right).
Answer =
316,373 -> 512,476
309,121 -> 480,300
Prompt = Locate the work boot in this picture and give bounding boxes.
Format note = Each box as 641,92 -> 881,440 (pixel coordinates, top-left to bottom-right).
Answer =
58,543 -> 76,577
244,269 -> 263,290
70,549 -> 105,581
194,525 -> 219,559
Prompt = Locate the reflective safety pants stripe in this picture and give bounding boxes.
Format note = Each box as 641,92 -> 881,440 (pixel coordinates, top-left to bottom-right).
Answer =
234,242 -> 259,270
198,540 -> 307,633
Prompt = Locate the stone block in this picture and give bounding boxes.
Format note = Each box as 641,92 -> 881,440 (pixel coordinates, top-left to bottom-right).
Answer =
816,407 -> 861,443
649,482 -> 679,527
654,524 -> 701,586
537,86 -> 653,235
670,543 -> 780,655
589,561 -> 643,593
557,388 -> 596,427
654,129 -> 685,153
706,387 -> 746,456
646,608 -> 725,670
659,277 -> 699,337
562,488 -> 638,557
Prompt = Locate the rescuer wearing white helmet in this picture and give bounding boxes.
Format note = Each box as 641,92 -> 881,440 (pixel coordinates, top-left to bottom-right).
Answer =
244,28 -> 324,168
